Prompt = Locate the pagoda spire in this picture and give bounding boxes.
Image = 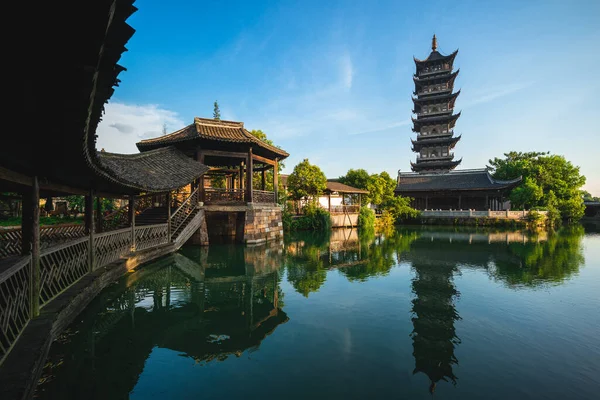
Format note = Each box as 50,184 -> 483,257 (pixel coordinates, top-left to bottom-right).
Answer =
432,34 -> 437,51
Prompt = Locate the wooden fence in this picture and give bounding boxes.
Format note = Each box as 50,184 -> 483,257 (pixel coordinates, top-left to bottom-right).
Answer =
203,188 -> 244,204
0,224 -> 86,258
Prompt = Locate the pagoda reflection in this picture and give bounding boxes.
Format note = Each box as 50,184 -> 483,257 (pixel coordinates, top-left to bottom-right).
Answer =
410,259 -> 460,393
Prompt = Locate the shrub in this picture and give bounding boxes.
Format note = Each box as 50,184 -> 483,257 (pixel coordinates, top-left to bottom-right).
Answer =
358,206 -> 375,231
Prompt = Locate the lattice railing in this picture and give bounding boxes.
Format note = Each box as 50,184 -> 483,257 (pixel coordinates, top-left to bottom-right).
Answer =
0,256 -> 31,365
204,188 -> 244,204
252,190 -> 276,204
135,224 -> 168,251
94,228 -> 132,270
171,188 -> 199,235
40,237 -> 89,306
0,224 -> 86,259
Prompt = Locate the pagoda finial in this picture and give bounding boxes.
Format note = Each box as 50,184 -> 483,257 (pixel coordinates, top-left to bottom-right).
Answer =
432,34 -> 438,51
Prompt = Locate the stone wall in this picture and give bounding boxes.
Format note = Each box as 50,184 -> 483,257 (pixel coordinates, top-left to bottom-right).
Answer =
243,205 -> 283,245
188,210 -> 209,246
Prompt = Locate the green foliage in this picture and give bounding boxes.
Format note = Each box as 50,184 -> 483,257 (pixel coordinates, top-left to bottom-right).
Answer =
366,172 -> 396,206
581,190 -> 600,202
358,206 -> 375,232
65,195 -> 85,214
0,215 -> 84,227
287,159 -> 327,202
338,169 -> 370,191
375,210 -> 395,232
488,151 -> 586,221
210,175 -> 226,189
384,196 -> 420,220
284,202 -> 331,232
526,210 -> 544,224
213,100 -> 220,120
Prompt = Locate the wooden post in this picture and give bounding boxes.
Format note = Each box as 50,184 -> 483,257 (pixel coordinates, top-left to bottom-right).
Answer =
30,176 -> 40,317
246,147 -> 253,203
167,191 -> 172,242
261,169 -> 266,191
328,193 -> 331,213
239,162 -> 244,192
130,195 -> 136,251
458,195 -> 462,210
425,196 -> 429,210
273,159 -> 279,204
198,151 -> 205,203
485,195 -> 489,210
96,196 -> 103,233
86,190 -> 95,272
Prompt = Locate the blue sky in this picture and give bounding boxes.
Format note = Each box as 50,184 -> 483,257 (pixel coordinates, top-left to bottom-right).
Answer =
97,0 -> 600,194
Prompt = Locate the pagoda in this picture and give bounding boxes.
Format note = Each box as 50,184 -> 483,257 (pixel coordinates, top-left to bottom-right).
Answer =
410,35 -> 462,172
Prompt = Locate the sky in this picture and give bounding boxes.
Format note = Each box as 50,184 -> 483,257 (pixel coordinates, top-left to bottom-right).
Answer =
97,0 -> 600,195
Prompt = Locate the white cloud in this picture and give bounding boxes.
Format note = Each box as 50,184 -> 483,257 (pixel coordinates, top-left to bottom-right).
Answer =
96,102 -> 185,154
340,52 -> 354,90
462,81 -> 535,108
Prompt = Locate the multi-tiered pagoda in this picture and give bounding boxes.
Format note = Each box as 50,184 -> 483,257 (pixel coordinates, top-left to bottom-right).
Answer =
411,35 -> 461,173
395,36 -> 522,210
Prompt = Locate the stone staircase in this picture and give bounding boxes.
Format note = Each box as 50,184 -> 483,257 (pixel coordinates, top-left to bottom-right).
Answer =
136,207 -> 168,226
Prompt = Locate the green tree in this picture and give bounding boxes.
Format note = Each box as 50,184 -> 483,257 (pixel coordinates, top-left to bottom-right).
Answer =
488,151 -> 586,220
213,100 -> 221,120
287,159 -> 327,203
366,172 -> 396,206
338,169 -> 370,191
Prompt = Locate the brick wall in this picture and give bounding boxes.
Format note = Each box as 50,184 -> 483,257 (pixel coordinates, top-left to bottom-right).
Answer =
244,206 -> 283,244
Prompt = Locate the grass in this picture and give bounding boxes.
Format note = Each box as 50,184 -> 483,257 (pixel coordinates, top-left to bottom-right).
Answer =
0,216 -> 84,227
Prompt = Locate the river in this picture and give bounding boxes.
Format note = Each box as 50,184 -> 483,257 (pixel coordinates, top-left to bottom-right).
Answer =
35,225 -> 600,399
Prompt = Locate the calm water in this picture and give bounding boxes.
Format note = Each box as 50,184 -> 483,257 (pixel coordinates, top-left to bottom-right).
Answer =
36,225 -> 600,400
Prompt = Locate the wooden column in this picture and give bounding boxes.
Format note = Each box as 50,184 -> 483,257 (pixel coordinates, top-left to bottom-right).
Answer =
273,159 -> 279,204
197,151 -> 205,202
425,196 -> 429,210
95,197 -> 103,233
239,162 -> 244,191
167,191 -> 172,242
130,196 -> 136,250
328,193 -> 331,213
485,195 -> 489,210
246,147 -> 253,203
30,176 -> 40,317
458,195 -> 462,210
86,189 -> 95,273
261,169 -> 266,190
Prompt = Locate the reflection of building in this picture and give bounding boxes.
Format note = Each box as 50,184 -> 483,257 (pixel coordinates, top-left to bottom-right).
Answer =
410,260 -> 460,393
37,243 -> 287,399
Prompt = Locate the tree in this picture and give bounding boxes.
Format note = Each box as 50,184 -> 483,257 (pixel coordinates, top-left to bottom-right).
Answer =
488,151 -> 586,220
366,172 -> 396,206
338,169 -> 370,191
287,159 -> 327,203
213,100 -> 221,120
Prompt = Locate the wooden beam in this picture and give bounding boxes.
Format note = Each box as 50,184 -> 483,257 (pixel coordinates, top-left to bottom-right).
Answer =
251,153 -> 276,166
201,149 -> 248,160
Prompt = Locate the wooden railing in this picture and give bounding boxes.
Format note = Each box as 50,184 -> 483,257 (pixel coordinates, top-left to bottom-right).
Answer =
329,205 -> 360,214
1,224 -> 86,259
135,224 -> 168,251
252,190 -> 276,204
204,188 -> 244,204
0,255 -> 31,365
94,227 -> 132,270
171,188 -> 199,235
39,237 -> 89,306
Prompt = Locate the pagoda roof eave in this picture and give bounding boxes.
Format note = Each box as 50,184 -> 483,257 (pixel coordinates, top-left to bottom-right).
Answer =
412,112 -> 461,129
412,90 -> 460,104
410,158 -> 462,171
413,69 -> 459,84
413,49 -> 458,64
411,135 -> 461,149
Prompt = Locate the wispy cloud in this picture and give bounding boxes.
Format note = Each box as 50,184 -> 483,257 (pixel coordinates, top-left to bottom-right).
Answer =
350,120 -> 411,135
462,81 -> 535,108
340,52 -> 354,90
96,102 -> 184,154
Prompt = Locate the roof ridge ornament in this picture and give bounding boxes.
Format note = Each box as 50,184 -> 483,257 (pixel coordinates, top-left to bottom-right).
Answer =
432,34 -> 437,51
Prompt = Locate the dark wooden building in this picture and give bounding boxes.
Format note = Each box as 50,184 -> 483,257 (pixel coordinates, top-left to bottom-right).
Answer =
396,36 -> 521,210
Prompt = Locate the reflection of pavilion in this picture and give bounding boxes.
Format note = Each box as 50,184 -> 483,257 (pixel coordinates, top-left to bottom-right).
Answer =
37,244 -> 287,399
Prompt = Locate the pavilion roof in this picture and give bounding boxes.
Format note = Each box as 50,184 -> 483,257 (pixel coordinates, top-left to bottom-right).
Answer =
97,147 -> 210,192
137,117 -> 289,160
325,180 -> 369,194
396,169 -> 522,192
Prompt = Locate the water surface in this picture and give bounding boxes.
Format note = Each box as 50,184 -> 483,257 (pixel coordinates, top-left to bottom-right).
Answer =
36,225 -> 600,399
